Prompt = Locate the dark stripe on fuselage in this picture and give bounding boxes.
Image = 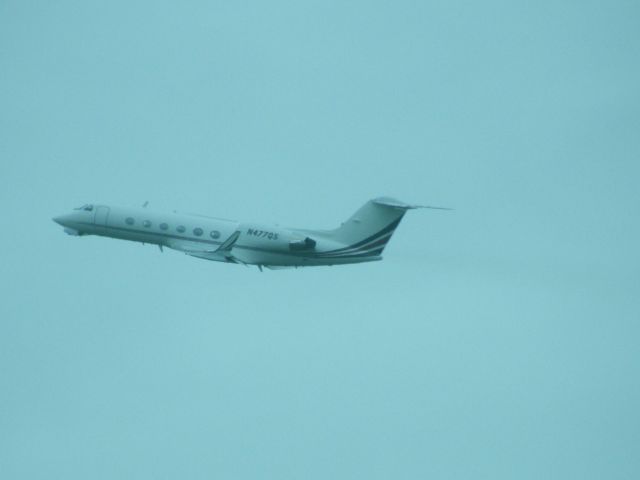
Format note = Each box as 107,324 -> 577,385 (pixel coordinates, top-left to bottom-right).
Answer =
314,236 -> 391,258
310,247 -> 385,259
314,231 -> 393,257
314,216 -> 404,256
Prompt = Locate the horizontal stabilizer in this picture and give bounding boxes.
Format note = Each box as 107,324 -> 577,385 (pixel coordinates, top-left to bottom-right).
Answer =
373,197 -> 453,210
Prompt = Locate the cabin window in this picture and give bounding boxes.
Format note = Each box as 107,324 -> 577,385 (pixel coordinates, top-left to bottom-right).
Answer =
159,223 -> 168,230
210,230 -> 221,239
143,220 -> 152,228
125,217 -> 135,225
176,225 -> 186,233
193,227 -> 203,236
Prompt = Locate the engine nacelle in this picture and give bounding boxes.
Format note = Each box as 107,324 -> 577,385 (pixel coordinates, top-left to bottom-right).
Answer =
239,224 -> 316,253
289,236 -> 316,251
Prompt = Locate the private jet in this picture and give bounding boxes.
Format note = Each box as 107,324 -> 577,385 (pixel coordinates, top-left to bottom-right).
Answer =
53,197 -> 449,270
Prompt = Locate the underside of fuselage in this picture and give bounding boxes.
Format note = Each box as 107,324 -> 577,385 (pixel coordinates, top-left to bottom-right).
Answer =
186,249 -> 382,267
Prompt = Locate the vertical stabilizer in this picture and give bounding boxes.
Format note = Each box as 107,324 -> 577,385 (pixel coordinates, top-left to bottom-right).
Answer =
323,197 -> 415,257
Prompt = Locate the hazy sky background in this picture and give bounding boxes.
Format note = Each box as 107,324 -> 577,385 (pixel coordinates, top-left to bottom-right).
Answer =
1,1 -> 639,478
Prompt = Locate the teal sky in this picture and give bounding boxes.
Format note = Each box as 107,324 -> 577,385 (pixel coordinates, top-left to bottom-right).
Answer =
1,1 -> 639,478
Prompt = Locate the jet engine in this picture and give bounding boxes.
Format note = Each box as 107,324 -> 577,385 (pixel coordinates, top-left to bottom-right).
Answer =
238,224 -> 317,253
288,236 -> 316,251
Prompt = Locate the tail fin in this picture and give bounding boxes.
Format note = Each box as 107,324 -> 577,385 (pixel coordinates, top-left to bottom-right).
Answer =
324,197 -> 417,258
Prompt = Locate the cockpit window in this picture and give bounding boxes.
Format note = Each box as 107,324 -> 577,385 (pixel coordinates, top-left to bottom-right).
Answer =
74,204 -> 94,211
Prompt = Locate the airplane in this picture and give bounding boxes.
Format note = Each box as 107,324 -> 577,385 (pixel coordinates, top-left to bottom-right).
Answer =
52,197 -> 449,270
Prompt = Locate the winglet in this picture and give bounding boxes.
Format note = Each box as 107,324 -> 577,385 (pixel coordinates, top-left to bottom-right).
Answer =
215,230 -> 241,253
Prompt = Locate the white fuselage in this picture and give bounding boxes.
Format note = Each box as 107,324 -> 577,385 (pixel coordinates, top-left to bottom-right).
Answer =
53,204 -> 384,268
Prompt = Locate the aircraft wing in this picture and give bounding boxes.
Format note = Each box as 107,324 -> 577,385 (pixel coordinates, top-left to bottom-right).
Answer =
165,230 -> 241,255
227,247 -> 264,265
165,239 -> 218,255
215,230 -> 241,252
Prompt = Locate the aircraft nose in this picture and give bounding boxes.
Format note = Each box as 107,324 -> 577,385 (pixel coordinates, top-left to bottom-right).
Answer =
53,214 -> 71,226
